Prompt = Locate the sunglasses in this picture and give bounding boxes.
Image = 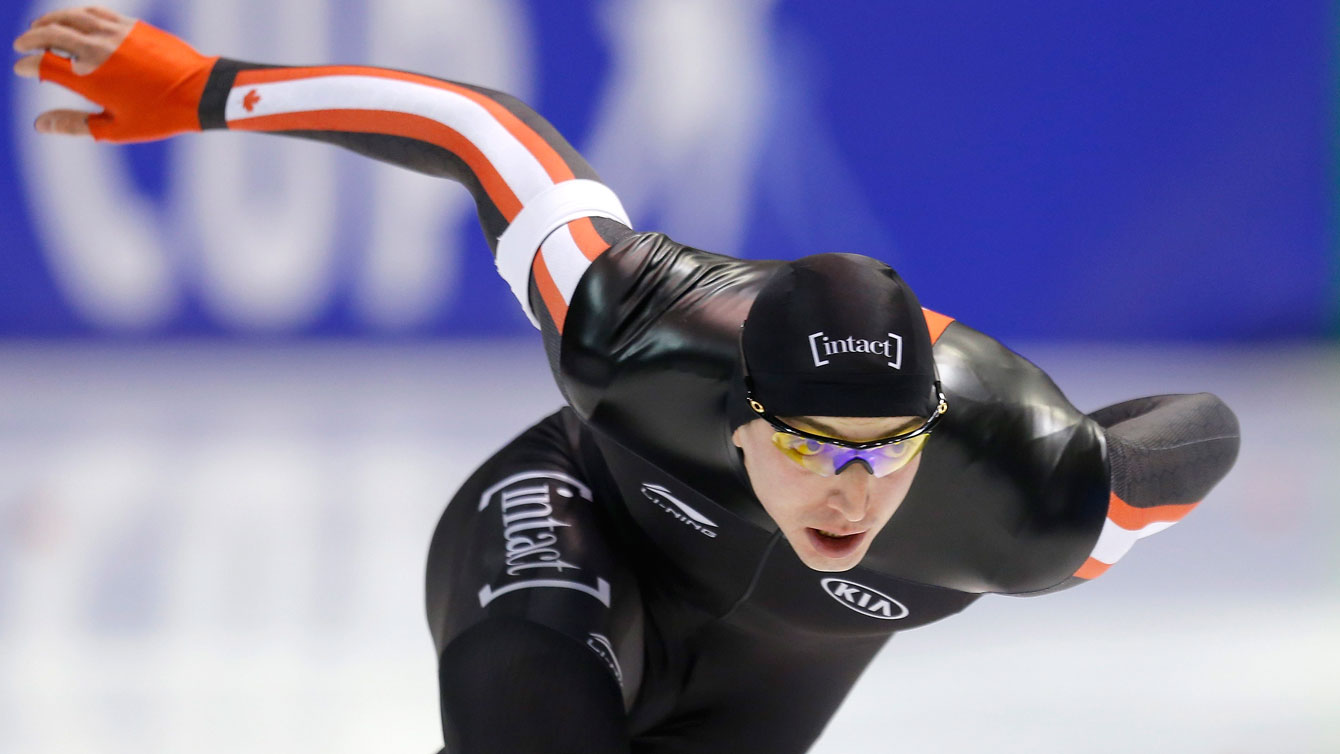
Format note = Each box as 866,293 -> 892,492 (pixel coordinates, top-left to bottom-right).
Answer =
769,430 -> 931,477
741,350 -> 948,477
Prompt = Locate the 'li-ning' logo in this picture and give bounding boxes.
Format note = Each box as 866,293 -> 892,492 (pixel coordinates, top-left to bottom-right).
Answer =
820,577 -> 910,620
808,332 -> 903,369
586,632 -> 624,685
640,483 -> 718,538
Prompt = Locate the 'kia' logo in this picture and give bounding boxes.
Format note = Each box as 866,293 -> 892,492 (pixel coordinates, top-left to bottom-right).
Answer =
820,578 -> 909,620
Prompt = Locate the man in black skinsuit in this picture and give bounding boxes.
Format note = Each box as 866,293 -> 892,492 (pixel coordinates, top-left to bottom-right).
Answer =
15,9 -> 1241,753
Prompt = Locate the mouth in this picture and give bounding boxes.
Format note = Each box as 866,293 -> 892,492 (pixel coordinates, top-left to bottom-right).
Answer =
805,527 -> 867,559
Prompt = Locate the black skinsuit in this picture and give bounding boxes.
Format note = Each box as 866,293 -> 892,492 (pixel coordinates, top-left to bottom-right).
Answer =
423,232 -> 1237,753
194,59 -> 1242,753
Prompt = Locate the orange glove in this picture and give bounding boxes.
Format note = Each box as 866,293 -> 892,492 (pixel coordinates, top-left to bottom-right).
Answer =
38,21 -> 218,143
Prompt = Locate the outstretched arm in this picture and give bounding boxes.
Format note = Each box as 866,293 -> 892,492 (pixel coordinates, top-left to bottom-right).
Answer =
1040,392 -> 1241,593
13,7 -> 634,335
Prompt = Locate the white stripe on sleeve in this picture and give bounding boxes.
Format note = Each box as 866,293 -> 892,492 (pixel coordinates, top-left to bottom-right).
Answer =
1088,516 -> 1179,566
225,76 -> 553,203
497,180 -> 631,327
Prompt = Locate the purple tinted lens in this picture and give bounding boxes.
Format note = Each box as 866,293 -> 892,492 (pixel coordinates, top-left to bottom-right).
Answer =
771,433 -> 928,477
828,446 -> 911,478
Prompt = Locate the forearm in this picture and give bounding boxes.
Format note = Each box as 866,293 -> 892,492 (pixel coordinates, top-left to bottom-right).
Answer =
28,16 -> 634,332
204,58 -> 637,332
1093,393 -> 1241,506
202,58 -> 635,331
199,60 -> 603,243
439,618 -> 632,754
1072,393 -> 1241,583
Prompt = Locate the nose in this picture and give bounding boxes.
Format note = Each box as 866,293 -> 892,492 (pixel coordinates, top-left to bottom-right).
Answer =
828,461 -> 875,522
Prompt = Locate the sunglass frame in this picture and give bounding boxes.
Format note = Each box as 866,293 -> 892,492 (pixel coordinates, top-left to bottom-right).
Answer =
743,375 -> 949,450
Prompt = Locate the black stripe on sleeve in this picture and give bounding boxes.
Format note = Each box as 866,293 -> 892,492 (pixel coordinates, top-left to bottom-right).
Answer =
588,216 -> 637,248
459,83 -> 604,183
198,58 -> 282,130
264,129 -> 509,245
198,59 -> 241,130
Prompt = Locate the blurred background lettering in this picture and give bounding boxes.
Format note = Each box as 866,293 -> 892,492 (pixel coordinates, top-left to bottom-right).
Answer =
0,2 -> 1335,753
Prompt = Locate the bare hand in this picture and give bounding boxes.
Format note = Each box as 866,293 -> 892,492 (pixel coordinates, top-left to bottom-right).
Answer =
13,6 -> 137,136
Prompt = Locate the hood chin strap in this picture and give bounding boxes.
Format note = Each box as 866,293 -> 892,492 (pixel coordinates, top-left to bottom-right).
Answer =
726,360 -> 756,431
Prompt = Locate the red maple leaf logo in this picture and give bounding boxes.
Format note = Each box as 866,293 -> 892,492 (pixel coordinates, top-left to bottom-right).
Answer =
243,89 -> 261,113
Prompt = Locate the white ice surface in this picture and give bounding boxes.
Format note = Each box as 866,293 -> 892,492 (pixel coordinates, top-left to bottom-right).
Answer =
0,341 -> 1335,754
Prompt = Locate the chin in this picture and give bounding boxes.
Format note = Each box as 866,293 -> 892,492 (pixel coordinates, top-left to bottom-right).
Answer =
801,558 -> 861,573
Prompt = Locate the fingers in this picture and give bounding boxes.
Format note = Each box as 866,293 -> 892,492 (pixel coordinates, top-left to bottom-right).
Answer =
33,108 -> 93,137
31,6 -> 134,34
13,24 -> 96,59
85,7 -> 128,24
13,53 -> 40,78
13,10 -> 132,76
12,8 -> 131,139
31,8 -> 107,34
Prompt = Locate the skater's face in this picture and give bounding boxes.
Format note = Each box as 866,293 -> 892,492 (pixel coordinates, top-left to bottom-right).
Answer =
733,415 -> 924,572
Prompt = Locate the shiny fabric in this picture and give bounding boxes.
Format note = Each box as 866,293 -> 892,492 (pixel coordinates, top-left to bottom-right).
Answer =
557,231 -> 1110,595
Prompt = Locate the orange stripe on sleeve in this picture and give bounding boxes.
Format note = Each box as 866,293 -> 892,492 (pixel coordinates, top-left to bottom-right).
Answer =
235,66 -> 383,86
489,110 -> 574,185
229,109 -> 523,220
1072,558 -> 1112,580
531,254 -> 568,333
922,308 -> 954,344
1107,492 -> 1200,530
233,66 -> 576,183
567,217 -> 613,262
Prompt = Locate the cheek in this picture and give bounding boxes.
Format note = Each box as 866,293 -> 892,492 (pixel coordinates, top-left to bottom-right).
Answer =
898,453 -> 923,485
871,455 -> 922,513
743,442 -> 823,517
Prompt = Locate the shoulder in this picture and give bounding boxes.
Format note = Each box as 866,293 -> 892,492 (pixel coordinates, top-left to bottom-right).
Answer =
933,319 -> 1069,406
560,233 -> 781,415
573,232 -> 778,317
555,234 -> 782,491
885,317 -> 1111,593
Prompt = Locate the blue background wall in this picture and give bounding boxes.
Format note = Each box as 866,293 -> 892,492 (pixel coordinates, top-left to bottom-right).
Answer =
1,5 -> 1337,752
0,0 -> 1332,340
